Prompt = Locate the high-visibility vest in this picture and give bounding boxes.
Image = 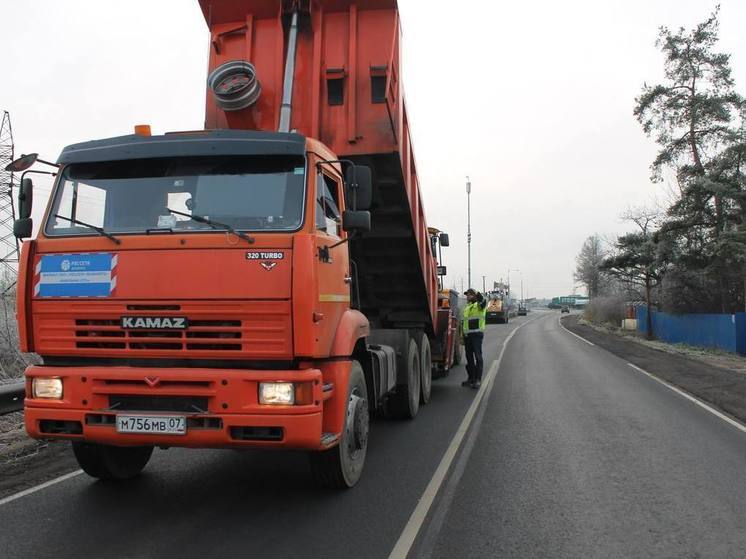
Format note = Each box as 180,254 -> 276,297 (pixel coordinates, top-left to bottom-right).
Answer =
462,301 -> 486,335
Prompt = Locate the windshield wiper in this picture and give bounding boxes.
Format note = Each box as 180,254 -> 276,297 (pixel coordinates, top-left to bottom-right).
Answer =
166,208 -> 255,244
54,214 -> 121,245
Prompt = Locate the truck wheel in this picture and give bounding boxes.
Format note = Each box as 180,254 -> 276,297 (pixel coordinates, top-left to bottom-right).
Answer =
418,334 -> 432,405
386,339 -> 421,419
310,360 -> 368,489
72,442 -> 153,480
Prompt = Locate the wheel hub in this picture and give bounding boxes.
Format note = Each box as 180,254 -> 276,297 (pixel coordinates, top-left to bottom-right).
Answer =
349,395 -> 369,451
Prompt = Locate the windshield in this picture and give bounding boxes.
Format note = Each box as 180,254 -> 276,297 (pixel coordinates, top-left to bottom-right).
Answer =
44,155 -> 306,237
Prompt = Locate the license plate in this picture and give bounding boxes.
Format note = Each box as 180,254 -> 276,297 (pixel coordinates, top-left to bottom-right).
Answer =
116,415 -> 187,435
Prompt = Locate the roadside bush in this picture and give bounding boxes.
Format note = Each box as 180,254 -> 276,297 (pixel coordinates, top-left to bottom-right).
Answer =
584,296 -> 625,327
0,296 -> 32,381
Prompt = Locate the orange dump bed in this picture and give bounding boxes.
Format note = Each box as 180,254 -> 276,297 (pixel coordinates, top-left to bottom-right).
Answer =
199,0 -> 438,332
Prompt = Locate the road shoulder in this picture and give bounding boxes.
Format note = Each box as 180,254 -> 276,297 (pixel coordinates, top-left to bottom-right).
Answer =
562,315 -> 746,424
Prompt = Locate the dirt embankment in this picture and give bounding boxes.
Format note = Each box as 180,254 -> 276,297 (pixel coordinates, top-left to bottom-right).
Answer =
0,417 -> 79,499
562,315 -> 746,424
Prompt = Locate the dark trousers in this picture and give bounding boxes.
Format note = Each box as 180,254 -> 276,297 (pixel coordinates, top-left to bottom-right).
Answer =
464,332 -> 484,382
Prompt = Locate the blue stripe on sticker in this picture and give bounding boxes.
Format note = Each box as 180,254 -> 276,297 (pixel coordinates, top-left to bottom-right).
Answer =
37,282 -> 112,298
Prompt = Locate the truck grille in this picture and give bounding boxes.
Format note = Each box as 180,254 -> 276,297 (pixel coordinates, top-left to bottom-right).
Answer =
108,395 -> 209,413
32,300 -> 293,359
75,319 -> 242,351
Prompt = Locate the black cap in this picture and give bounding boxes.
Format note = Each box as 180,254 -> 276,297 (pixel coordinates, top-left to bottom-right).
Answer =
464,288 -> 477,296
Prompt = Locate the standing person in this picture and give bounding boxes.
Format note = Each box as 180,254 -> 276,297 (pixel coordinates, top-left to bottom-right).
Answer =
462,288 -> 487,389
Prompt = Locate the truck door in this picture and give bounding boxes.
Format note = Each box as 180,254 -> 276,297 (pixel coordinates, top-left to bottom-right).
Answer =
314,171 -> 350,354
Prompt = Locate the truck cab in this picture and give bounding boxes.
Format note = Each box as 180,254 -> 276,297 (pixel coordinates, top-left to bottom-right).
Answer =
18,129 -> 379,483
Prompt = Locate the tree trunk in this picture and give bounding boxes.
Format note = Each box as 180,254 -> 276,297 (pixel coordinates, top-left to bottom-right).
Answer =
687,82 -> 727,309
657,277 -> 663,311
645,273 -> 654,340
720,271 -> 727,314
687,77 -> 705,175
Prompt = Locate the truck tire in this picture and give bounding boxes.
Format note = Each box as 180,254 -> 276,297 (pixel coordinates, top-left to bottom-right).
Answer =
385,339 -> 420,419
309,360 -> 368,489
417,333 -> 432,405
72,442 -> 153,480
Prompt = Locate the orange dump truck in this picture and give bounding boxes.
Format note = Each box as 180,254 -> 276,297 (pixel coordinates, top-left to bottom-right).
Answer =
13,0 -> 459,487
486,296 -> 509,324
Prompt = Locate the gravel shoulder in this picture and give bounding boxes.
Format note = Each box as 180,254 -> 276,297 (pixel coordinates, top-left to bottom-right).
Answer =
0,415 -> 78,500
562,314 -> 746,424
0,434 -> 77,499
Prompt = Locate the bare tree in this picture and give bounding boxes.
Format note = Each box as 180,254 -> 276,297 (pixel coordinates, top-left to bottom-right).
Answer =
574,235 -> 606,298
602,207 -> 662,339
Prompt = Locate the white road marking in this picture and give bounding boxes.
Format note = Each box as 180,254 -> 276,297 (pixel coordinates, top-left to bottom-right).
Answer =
558,316 -> 595,346
388,314 -> 544,559
0,470 -> 83,507
557,319 -> 745,434
627,362 -> 746,434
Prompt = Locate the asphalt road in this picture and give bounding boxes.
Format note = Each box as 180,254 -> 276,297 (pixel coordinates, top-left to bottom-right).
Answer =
426,312 -> 746,558
2,311 -> 746,558
0,316 -> 519,559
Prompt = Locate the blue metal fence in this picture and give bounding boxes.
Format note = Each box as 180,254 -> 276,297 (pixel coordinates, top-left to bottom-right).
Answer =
636,307 -> 746,354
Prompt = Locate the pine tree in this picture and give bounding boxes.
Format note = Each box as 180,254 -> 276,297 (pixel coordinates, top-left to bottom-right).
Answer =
634,6 -> 745,312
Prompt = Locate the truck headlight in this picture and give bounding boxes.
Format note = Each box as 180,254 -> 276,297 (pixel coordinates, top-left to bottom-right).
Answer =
32,377 -> 63,399
259,382 -> 294,405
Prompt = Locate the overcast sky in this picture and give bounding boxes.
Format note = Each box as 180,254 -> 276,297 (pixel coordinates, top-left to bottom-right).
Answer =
3,0 -> 746,298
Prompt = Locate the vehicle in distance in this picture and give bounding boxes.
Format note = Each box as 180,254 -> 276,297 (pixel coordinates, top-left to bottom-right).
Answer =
561,306 -> 570,313
486,292 -> 509,324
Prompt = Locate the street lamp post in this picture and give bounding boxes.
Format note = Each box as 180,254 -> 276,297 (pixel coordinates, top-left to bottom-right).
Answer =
466,176 -> 471,289
507,268 -> 520,301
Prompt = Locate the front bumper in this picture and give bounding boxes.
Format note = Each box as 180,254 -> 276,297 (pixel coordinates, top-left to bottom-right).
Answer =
24,365 -> 334,450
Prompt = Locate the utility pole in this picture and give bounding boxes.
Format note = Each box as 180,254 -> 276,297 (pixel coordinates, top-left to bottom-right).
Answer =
0,111 -> 20,289
482,275 -> 486,293
0,110 -> 30,377
507,268 -> 520,301
466,176 -> 471,289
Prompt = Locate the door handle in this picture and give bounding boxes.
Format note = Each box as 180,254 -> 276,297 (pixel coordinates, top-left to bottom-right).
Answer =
344,276 -> 353,284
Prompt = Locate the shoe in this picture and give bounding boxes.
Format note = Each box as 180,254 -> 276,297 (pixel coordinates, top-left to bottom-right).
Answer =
470,381 -> 481,389
461,380 -> 472,387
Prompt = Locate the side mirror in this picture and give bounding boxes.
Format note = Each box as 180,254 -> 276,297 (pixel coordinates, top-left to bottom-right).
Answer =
437,265 -> 447,276
18,178 -> 33,219
345,165 -> 372,211
13,218 -> 32,239
4,153 -> 38,173
342,210 -> 371,232
439,232 -> 450,247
